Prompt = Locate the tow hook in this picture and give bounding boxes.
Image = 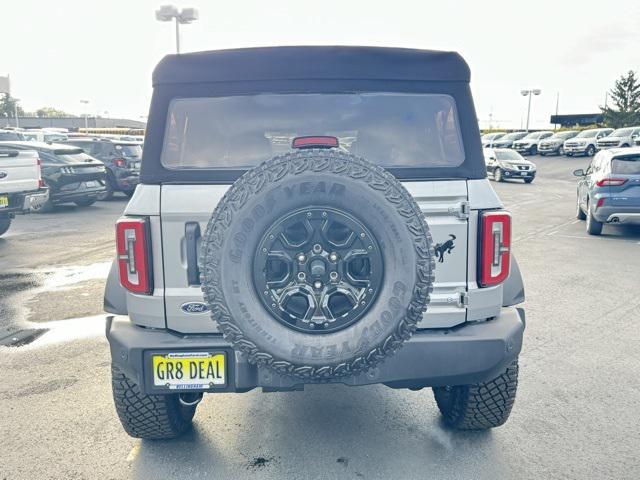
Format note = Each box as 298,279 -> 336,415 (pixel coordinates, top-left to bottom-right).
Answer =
178,392 -> 203,407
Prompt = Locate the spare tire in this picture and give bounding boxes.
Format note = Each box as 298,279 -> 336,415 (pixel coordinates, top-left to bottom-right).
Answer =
200,150 -> 435,379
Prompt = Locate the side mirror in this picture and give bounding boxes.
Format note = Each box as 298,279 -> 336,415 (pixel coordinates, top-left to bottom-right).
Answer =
573,169 -> 585,177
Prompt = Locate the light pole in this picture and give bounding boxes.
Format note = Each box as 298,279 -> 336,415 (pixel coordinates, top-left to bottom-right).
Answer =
80,99 -> 89,129
155,5 -> 199,54
520,89 -> 541,132
13,97 -> 19,128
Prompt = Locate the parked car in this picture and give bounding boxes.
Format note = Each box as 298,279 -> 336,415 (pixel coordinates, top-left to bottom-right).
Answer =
491,131 -> 528,148
0,142 -> 106,212
538,130 -> 579,156
596,126 -> 640,150
484,148 -> 536,183
104,47 -> 525,439
574,147 -> 640,234
481,132 -> 506,148
512,131 -> 554,155
563,128 -> 613,156
63,138 -> 142,199
21,129 -> 68,143
0,147 -> 48,236
0,129 -> 25,141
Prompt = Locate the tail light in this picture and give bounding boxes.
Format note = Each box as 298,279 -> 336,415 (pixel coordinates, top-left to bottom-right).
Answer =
36,157 -> 44,188
113,158 -> 126,167
116,217 -> 153,294
479,211 -> 511,287
292,136 -> 339,149
596,197 -> 605,209
596,178 -> 627,187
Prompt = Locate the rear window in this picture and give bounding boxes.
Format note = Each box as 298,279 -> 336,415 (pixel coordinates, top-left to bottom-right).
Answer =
52,150 -> 95,163
114,144 -> 142,157
612,155 -> 640,175
161,93 -> 465,170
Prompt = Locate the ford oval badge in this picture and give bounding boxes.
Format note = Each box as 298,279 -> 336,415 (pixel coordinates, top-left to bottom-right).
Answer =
181,302 -> 210,314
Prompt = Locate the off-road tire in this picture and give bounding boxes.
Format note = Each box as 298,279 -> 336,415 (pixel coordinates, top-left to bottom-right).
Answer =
0,216 -> 11,237
111,366 -> 196,440
97,175 -> 115,201
433,360 -> 519,430
200,150 -> 435,380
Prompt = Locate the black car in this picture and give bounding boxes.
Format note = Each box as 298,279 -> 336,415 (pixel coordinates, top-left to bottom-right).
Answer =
63,138 -> 142,200
0,141 -> 106,212
484,147 -> 537,183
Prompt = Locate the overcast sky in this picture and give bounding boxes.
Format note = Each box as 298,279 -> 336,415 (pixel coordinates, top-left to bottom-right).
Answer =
2,0 -> 639,129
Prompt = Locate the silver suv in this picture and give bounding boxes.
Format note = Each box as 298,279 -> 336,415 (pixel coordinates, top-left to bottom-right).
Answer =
596,126 -> 640,150
104,47 -> 525,439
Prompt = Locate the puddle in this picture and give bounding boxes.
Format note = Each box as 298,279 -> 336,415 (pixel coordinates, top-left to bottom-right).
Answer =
0,261 -> 111,346
0,315 -> 106,350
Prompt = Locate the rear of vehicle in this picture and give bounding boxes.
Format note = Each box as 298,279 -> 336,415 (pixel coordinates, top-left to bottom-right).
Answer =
65,139 -> 142,198
104,47 -> 525,438
0,142 -> 107,210
593,149 -> 640,226
596,127 -> 640,150
538,130 -> 578,155
0,147 -> 48,235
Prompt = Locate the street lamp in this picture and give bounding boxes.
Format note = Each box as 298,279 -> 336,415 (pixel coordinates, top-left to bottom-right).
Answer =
80,99 -> 90,129
520,89 -> 541,132
155,5 -> 199,54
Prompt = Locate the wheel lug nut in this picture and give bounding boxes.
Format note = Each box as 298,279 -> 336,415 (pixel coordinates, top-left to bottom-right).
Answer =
322,211 -> 327,217
297,272 -> 306,281
329,253 -> 338,262
329,271 -> 338,281
360,232 -> 365,238
297,254 -> 306,263
313,244 -> 322,254
314,281 -> 322,289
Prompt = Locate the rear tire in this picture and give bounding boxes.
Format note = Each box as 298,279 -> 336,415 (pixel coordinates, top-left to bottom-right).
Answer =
576,197 -> 586,220
111,366 -> 197,439
74,197 -> 97,207
0,216 -> 12,237
433,360 -> 519,430
97,176 -> 116,201
586,202 -> 603,235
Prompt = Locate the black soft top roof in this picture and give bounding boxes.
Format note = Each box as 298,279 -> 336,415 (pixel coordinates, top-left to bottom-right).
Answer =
152,46 -> 471,85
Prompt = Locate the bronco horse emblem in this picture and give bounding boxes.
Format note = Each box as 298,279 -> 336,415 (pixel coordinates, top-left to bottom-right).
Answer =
434,234 -> 456,263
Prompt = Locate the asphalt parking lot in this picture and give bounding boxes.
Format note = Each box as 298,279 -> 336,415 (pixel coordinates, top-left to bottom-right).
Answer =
1,155 -> 639,480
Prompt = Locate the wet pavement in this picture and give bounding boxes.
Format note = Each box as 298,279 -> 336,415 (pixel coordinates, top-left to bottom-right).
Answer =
1,161 -> 640,479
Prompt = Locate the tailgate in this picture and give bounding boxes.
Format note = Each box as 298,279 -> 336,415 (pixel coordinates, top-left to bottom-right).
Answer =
0,149 -> 40,194
160,181 -> 469,333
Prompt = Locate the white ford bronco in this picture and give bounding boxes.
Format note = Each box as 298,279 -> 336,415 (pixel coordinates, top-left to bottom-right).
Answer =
105,46 -> 525,439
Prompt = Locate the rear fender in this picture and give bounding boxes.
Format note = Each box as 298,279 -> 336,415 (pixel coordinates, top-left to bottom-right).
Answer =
104,260 -> 127,315
502,254 -> 525,306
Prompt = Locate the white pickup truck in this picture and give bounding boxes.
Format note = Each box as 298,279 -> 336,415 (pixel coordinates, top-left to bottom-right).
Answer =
0,147 -> 48,237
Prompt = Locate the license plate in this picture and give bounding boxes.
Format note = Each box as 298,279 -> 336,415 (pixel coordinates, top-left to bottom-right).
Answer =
0,195 -> 7,208
520,172 -> 528,176
85,181 -> 98,187
152,352 -> 225,389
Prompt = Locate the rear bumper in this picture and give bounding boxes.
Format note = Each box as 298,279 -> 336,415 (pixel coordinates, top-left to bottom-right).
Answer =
593,205 -> 640,224
51,184 -> 105,204
605,212 -> 640,224
106,306 -> 525,394
0,189 -> 48,215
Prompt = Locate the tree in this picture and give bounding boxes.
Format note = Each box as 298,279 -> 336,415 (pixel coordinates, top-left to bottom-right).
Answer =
602,70 -> 640,128
36,106 -> 71,118
0,93 -> 24,118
